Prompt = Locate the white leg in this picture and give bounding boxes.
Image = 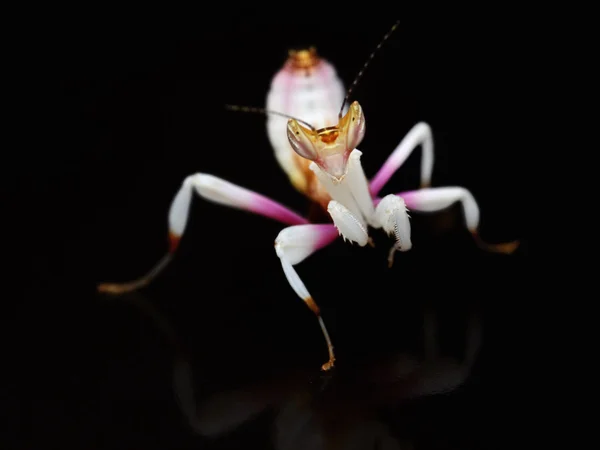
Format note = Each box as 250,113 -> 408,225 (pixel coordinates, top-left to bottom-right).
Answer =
274,224 -> 339,371
309,150 -> 380,229
346,150 -> 379,227
375,194 -> 412,268
399,187 -> 519,254
369,122 -> 434,196
309,161 -> 364,224
327,200 -> 370,247
98,173 -> 309,294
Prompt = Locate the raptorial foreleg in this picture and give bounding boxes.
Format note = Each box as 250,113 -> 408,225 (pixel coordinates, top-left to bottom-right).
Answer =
310,150 -> 381,234
327,201 -> 370,247
374,194 -> 412,268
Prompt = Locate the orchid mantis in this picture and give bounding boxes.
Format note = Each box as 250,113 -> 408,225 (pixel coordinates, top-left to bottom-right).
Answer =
98,22 -> 519,372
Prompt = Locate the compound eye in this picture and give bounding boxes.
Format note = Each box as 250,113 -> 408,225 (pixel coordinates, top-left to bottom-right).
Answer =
346,101 -> 366,150
287,120 -> 317,161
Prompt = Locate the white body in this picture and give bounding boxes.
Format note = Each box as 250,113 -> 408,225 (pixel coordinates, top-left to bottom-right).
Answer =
98,45 -> 518,373
266,59 -> 347,193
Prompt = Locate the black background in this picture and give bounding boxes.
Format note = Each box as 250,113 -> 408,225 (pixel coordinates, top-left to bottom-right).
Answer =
7,13 -> 528,450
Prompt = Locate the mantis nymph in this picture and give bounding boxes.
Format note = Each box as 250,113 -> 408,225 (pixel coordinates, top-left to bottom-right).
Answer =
98,21 -> 518,371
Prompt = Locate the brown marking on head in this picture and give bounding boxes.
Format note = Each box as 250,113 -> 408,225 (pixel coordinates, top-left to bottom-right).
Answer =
287,101 -> 366,181
318,128 -> 340,144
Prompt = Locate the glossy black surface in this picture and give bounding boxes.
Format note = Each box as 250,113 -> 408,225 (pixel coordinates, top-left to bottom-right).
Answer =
9,15 -> 528,449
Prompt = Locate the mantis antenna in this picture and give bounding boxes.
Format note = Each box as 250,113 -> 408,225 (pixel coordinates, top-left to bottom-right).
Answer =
338,20 -> 401,119
226,20 -> 400,128
225,104 -> 317,132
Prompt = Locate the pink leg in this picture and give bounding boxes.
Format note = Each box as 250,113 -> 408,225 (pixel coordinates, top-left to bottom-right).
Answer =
369,122 -> 434,197
98,173 -> 309,294
398,187 -> 519,254
275,223 -> 339,370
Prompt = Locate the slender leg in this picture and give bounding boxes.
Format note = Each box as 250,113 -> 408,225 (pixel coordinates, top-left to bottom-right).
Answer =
399,187 -> 519,254
98,174 -> 309,294
374,194 -> 412,268
369,122 -> 434,197
274,224 -> 339,371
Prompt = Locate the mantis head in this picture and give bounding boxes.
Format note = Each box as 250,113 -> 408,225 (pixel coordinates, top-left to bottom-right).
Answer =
286,101 -> 366,181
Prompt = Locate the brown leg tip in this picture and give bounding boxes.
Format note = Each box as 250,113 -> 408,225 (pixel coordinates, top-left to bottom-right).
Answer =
97,254 -> 173,296
321,358 -> 335,371
168,232 -> 181,254
97,283 -> 122,295
490,240 -> 520,254
472,232 -> 520,254
387,246 -> 397,268
97,282 -> 134,295
305,296 -> 321,316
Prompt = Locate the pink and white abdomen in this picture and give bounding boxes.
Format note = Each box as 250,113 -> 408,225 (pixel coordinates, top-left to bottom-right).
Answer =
265,48 -> 346,205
